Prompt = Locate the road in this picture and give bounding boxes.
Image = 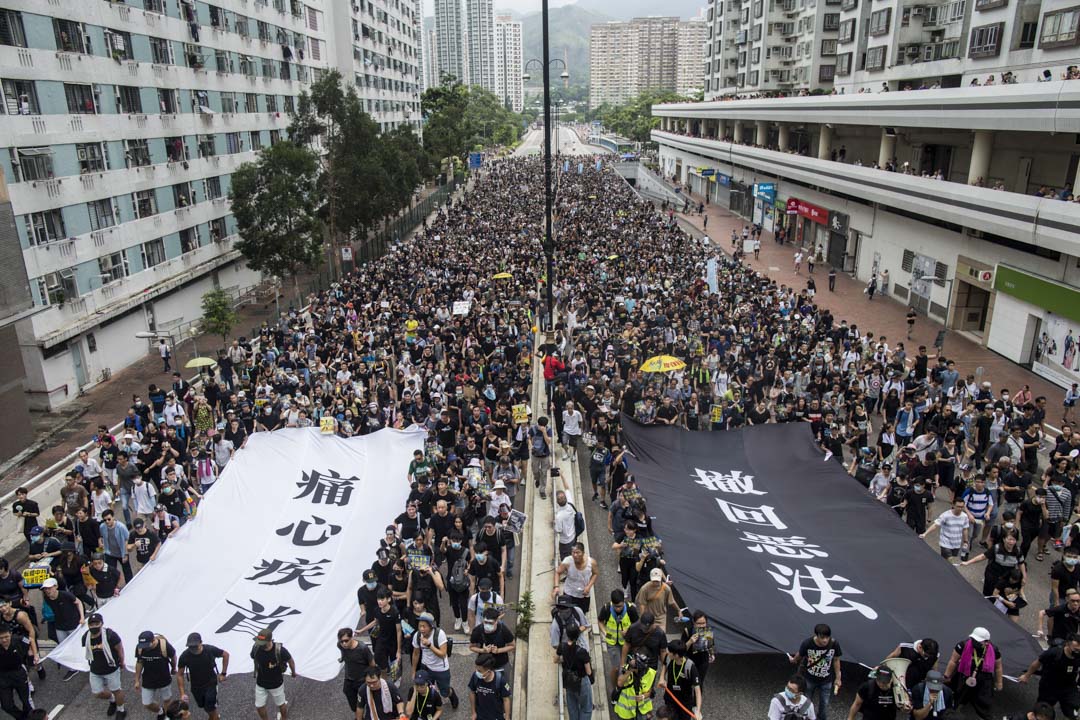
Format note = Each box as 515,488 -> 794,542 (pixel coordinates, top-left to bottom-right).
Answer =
514,126 -> 600,157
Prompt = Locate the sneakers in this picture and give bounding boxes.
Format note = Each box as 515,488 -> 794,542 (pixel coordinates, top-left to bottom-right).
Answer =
591,493 -> 599,501
107,701 -> 117,716
453,619 -> 462,631
63,669 -> 78,681
450,690 -> 460,710
600,501 -> 608,509
36,665 -> 45,680
115,711 -> 127,720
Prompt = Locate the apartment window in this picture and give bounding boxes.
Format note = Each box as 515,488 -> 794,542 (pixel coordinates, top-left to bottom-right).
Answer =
836,51 -> 853,75
144,0 -> 167,13
869,8 -> 891,35
1041,6 -> 1080,48
27,209 -> 66,245
249,131 -> 264,150
179,226 -> 201,253
54,19 -> 87,53
968,21 -> 1005,55
221,92 -> 237,114
38,270 -> 78,305
266,95 -> 278,113
283,95 -> 295,114
116,85 -> 142,114
865,44 -> 886,69
1018,20 -> 1038,48
185,43 -> 205,69
133,190 -> 158,218
150,36 -> 172,64
754,0 -> 764,16
125,139 -> 151,168
821,38 -> 838,54
215,49 -> 231,74
823,13 -> 840,29
11,148 -> 52,181
77,143 -> 108,173
88,198 -> 117,231
205,176 -> 223,200
197,135 -> 216,158
749,70 -> 760,85
165,136 -> 186,162
739,50 -> 748,67
839,18 -> 856,42
225,132 -> 243,154
245,93 -> 258,113
105,29 -> 133,60
158,88 -> 179,114
240,54 -> 256,76
209,5 -> 226,28
261,58 -> 276,79
258,20 -> 271,42
945,0 -> 966,23
819,64 -> 836,81
98,252 -> 129,283
140,238 -> 167,268
235,15 -> 249,38
174,182 -> 194,207
975,0 -> 1007,9
0,10 -> 28,47
210,217 -> 227,241
2,79 -> 37,115
192,89 -> 210,111
751,47 -> 761,63
269,129 -> 281,145
752,23 -> 763,40
65,84 -> 97,114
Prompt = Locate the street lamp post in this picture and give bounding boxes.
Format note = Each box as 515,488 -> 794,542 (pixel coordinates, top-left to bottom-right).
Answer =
523,12 -> 569,332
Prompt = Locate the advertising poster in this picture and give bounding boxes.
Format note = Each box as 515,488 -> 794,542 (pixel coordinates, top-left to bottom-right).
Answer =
1034,315 -> 1080,389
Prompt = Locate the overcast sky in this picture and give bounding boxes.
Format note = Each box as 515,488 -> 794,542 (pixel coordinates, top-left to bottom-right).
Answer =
422,0 -> 578,17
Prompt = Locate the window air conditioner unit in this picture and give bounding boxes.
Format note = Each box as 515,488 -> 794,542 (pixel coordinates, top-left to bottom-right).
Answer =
911,7 -> 924,15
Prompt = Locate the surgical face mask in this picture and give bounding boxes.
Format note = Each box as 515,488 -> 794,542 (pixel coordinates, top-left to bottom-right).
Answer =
914,484 -> 923,492
784,689 -> 798,701
365,581 -> 377,590
1067,558 -> 1080,567
476,553 -> 487,562
451,542 -> 462,550
475,671 -> 487,680
1004,522 -> 1015,529
483,622 -> 497,632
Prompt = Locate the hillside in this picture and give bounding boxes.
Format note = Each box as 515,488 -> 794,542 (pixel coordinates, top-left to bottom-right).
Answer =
521,4 -> 611,88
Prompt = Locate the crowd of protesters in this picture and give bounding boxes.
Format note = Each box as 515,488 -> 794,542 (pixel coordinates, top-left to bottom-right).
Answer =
3,145 -> 1080,720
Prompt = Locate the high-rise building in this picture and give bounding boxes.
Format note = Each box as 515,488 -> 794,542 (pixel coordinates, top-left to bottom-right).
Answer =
676,19 -> 708,97
466,0 -> 496,92
434,0 -> 466,83
423,23 -> 439,92
0,174 -> 34,463
590,17 -> 700,109
494,15 -> 523,112
331,0 -> 423,133
0,0 -> 424,409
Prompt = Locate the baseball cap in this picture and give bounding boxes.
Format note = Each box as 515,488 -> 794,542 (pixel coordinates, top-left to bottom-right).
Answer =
414,670 -> 431,685
650,568 -> 664,582
154,504 -> 166,512
186,632 -> 203,648
255,628 -> 274,646
133,518 -> 145,528
29,527 -> 43,537
87,613 -> 104,628
924,670 -> 944,691
969,627 -> 991,643
137,631 -> 156,650
41,578 -> 57,589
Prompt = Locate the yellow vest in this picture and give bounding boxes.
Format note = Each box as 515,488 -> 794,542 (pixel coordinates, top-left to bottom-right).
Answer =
614,666 -> 655,719
603,605 -> 633,647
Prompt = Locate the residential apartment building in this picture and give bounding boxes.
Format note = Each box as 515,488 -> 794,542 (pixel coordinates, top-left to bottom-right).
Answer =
590,16 -> 699,108
493,14 -> 522,111
677,17 -> 708,96
433,0 -> 465,82
0,0 -> 423,410
702,0 -> 843,97
330,0 -> 423,132
423,22 -> 438,91
652,80 -> 1080,390
465,0 -> 495,92
0,174 -> 34,463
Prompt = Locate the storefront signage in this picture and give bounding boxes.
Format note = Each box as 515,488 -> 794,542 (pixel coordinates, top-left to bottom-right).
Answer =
753,182 -> 776,203
786,198 -> 798,215
994,265 -> 1080,325
792,199 -> 828,225
717,174 -> 731,187
700,168 -> 716,177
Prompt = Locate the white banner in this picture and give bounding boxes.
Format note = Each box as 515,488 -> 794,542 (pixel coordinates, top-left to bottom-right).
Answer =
51,427 -> 424,680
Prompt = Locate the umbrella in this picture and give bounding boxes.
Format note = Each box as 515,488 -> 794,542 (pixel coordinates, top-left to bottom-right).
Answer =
607,254 -> 619,260
185,357 -> 218,369
492,272 -> 513,280
640,355 -> 686,373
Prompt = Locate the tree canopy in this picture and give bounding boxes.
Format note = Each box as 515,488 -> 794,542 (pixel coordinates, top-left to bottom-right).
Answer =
422,79 -> 524,162
594,89 -> 689,143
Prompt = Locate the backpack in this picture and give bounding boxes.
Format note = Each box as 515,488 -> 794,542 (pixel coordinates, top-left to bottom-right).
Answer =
568,503 -> 585,538
252,641 -> 282,678
773,693 -> 812,720
530,426 -> 550,456
551,604 -> 579,643
448,556 -> 470,593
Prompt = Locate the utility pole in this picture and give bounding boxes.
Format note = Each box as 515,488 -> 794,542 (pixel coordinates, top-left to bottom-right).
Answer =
541,0 -> 554,331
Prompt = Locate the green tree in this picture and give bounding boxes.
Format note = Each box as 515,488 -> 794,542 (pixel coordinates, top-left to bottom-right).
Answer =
422,78 -> 470,163
200,289 -> 238,343
229,141 -> 323,298
599,90 -> 688,143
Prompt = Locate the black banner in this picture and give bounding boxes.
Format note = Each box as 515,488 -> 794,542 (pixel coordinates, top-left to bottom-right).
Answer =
621,419 -> 1041,676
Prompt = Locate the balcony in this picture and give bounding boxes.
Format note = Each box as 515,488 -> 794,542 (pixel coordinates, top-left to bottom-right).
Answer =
651,130 -> 1080,254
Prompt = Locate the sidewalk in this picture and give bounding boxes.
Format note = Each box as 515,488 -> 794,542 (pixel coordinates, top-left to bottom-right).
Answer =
673,191 -> 1067,429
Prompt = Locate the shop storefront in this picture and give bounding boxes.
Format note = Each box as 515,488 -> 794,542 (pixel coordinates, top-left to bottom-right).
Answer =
785,197 -> 829,250
730,180 -> 752,218
714,173 -> 731,206
826,210 -> 849,270
752,183 -> 776,232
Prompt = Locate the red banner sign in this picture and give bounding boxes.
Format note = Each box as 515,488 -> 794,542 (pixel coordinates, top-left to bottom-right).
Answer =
786,198 -> 798,215
792,198 -> 827,225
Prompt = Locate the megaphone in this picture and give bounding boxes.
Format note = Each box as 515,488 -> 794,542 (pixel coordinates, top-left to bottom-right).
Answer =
877,657 -> 913,710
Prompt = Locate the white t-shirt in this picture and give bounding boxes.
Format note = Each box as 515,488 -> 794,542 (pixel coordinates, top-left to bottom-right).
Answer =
768,694 -> 816,720
412,628 -> 450,672
562,409 -> 583,437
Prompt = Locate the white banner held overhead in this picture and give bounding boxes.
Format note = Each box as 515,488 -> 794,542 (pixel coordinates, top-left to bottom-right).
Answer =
51,427 -> 424,681
452,300 -> 472,316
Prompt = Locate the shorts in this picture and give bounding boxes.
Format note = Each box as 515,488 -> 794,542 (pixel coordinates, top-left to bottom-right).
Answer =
255,684 -> 286,708
89,669 -> 122,694
563,433 -> 580,448
606,644 -> 622,673
141,684 -> 173,707
192,684 -> 219,711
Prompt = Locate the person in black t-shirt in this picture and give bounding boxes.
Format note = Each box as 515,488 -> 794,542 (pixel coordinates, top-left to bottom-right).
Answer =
1004,701 -> 1061,720
250,628 -> 294,720
357,570 -> 389,630
358,665 -> 405,719
468,654 -> 511,720
126,519 -> 160,566
468,608 -> 516,670
1018,634 -> 1080,719
0,628 -> 30,720
658,639 -> 701,720
405,670 -> 444,720
337,627 -> 375,717
369,592 -> 402,673
83,614 -> 126,719
847,665 -> 899,720
884,637 -> 939,689
135,630 -> 177,717
40,578 -> 83,644
791,623 -> 842,720
11,489 -> 40,547
177,633 -> 228,720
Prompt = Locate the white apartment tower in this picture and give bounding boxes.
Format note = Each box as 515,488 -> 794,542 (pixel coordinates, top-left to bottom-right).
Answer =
423,24 -> 439,91
465,0 -> 496,92
434,0 -> 465,83
677,18 -> 708,96
494,15 -> 523,112
0,0 -> 423,409
590,17 -> 695,109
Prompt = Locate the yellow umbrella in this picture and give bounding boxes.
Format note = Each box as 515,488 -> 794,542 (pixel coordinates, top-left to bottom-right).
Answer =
492,272 -> 513,280
607,254 -> 619,260
185,357 -> 218,369
640,355 -> 686,373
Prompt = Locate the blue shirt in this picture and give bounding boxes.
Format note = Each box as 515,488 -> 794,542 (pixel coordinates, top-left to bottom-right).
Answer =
99,520 -> 129,557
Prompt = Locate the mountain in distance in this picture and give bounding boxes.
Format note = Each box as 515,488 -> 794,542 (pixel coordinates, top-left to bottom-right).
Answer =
519,4 -> 612,87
